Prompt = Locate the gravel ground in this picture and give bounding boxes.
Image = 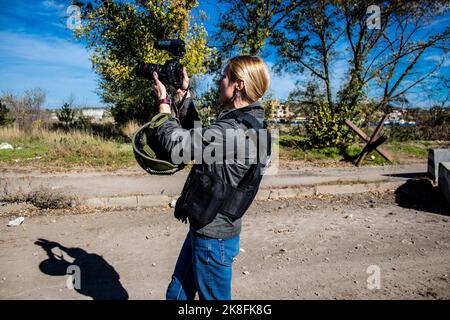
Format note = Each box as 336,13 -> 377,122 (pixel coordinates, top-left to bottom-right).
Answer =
0,181 -> 449,300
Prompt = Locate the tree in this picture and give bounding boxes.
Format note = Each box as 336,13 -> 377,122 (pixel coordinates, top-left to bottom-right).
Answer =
56,103 -> 77,126
0,100 -> 12,126
419,74 -> 450,139
218,0 -> 449,148
338,1 -> 449,112
280,0 -> 449,147
76,0 -> 213,125
271,0 -> 346,147
1,88 -> 46,131
215,0 -> 306,56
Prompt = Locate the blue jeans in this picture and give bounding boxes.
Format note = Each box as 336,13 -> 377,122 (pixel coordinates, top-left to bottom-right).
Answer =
166,231 -> 240,300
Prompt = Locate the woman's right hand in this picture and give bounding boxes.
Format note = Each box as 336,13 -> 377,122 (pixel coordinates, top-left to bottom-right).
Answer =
176,67 -> 190,98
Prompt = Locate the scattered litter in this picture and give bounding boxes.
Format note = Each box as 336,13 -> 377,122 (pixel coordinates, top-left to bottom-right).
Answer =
152,263 -> 156,267
0,143 -> 13,150
344,214 -> 353,219
7,217 -> 25,227
279,248 -> 287,253
243,271 -> 250,275
239,248 -> 246,253
401,239 -> 414,245
169,200 -> 177,208
25,156 -> 42,161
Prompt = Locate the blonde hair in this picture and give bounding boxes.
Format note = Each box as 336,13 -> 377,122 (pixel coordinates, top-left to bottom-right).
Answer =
227,55 -> 271,103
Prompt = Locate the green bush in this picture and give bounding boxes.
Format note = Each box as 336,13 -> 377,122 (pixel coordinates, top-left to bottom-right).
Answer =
311,147 -> 341,158
279,135 -> 304,148
305,101 -> 355,148
0,100 -> 12,126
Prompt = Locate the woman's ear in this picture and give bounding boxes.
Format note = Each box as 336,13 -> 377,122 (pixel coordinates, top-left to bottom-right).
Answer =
236,79 -> 245,91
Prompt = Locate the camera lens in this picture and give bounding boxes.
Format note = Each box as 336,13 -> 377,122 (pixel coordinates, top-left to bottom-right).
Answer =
136,63 -> 158,80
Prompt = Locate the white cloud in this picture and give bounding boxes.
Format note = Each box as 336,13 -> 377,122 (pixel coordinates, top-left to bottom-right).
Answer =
42,0 -> 65,11
0,31 -> 91,70
0,31 -> 99,107
428,15 -> 450,27
42,0 -> 67,18
424,54 -> 450,67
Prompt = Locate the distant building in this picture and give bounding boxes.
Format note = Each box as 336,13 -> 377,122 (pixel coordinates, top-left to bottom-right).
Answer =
80,108 -> 107,120
50,107 -> 108,121
270,101 -> 307,123
385,110 -> 403,124
271,102 -> 295,119
380,109 -> 416,126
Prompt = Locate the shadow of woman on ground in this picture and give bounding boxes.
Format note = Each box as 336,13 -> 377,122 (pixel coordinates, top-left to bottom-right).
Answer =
34,238 -> 129,300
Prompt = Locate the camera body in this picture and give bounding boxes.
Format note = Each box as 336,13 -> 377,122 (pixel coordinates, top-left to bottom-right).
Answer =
136,39 -> 185,88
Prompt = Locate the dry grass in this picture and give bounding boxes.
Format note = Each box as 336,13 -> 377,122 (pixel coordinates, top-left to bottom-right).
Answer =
0,124 -> 135,168
0,124 -> 96,141
120,121 -> 140,139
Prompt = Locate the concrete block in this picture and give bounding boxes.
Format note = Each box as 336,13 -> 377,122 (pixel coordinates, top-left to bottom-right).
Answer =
315,181 -> 404,195
84,197 -> 108,206
137,195 -> 171,208
438,162 -> 450,206
428,148 -> 450,182
278,187 -> 314,199
106,196 -> 138,207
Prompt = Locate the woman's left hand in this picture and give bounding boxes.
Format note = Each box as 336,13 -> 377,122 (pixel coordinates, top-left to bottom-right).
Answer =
175,67 -> 190,99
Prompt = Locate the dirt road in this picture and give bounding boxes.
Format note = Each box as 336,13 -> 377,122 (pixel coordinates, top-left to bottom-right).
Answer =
0,184 -> 449,300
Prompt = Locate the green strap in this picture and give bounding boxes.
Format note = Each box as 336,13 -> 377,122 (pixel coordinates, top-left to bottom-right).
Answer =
150,113 -> 170,129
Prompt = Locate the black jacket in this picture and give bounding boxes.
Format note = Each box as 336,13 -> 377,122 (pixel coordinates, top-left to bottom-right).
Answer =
153,98 -> 267,238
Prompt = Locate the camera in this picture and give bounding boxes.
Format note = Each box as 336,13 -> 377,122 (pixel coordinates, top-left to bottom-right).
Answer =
136,39 -> 185,88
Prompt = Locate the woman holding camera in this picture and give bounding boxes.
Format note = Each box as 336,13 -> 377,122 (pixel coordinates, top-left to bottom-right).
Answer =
151,55 -> 271,300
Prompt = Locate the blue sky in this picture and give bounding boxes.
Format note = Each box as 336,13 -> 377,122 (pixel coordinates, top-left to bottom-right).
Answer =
0,0 -> 448,108
0,0 -> 99,107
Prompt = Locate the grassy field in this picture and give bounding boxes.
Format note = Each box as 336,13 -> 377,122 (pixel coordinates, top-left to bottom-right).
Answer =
0,126 -> 449,170
0,125 -> 136,169
278,135 -> 450,165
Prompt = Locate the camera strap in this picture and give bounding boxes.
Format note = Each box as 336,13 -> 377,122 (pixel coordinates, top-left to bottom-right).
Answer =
174,88 -> 190,118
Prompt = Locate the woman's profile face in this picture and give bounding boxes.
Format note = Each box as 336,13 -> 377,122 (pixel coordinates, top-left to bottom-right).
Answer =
218,65 -> 236,105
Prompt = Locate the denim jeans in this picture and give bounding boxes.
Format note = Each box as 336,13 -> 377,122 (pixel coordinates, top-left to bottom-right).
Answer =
166,231 -> 240,300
